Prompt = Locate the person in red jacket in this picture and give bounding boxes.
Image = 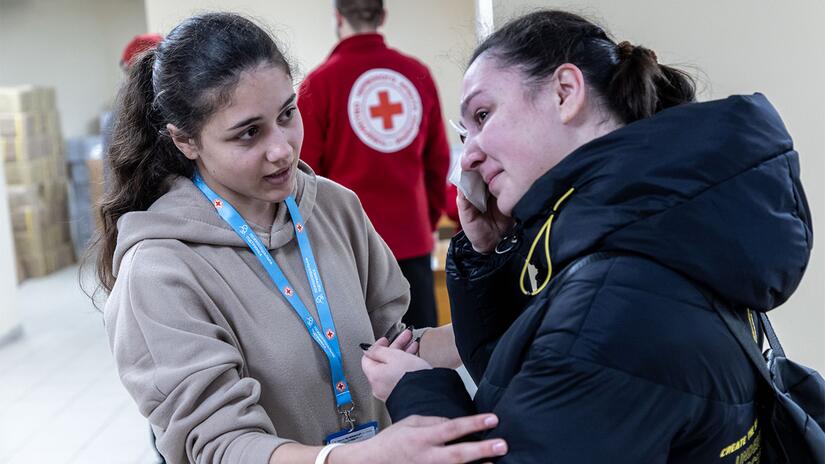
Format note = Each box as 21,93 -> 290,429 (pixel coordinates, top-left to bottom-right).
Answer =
298,0 -> 450,328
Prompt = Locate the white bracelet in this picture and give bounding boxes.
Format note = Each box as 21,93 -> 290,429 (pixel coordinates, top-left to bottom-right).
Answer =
315,443 -> 344,464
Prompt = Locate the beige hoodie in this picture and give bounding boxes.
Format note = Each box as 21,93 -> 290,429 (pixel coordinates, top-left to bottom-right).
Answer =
104,162 -> 410,464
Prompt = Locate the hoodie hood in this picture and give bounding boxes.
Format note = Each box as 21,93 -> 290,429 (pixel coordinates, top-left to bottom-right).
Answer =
112,161 -> 318,276
513,94 -> 813,312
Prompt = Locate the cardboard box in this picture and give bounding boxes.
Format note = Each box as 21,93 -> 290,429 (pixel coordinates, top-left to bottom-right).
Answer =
18,242 -> 75,279
0,112 -> 40,138
4,158 -> 48,185
7,180 -> 66,210
41,179 -> 67,203
0,86 -> 57,113
4,155 -> 69,185
0,111 -> 61,141
0,133 -> 52,163
9,201 -> 66,238
38,87 -> 57,112
6,183 -> 43,211
0,87 -> 37,113
42,111 -> 61,137
9,203 -> 48,234
14,221 -> 70,253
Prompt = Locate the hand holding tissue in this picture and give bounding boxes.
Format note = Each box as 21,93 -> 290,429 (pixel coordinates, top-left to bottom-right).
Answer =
448,160 -> 488,213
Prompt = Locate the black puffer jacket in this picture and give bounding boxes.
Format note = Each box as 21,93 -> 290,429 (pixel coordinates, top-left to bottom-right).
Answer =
387,94 -> 813,463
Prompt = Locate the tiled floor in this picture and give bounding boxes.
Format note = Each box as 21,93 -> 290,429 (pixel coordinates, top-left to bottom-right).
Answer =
0,265 -> 159,464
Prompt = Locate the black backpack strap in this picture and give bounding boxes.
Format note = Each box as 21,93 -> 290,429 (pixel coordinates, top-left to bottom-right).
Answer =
697,288 -> 774,386
759,312 -> 785,358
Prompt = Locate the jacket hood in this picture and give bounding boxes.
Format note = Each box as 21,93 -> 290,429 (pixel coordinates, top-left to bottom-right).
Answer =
513,94 -> 813,311
112,161 -> 318,276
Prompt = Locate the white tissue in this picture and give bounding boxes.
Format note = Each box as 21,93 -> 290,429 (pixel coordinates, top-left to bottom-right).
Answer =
448,160 -> 488,213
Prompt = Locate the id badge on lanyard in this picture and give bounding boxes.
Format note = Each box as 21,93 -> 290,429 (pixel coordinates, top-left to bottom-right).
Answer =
192,172 -> 376,440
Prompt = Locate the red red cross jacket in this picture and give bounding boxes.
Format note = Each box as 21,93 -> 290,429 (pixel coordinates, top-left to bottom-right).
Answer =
298,33 -> 450,261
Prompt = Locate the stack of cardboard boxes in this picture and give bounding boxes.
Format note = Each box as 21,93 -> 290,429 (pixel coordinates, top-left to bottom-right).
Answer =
0,86 -> 74,281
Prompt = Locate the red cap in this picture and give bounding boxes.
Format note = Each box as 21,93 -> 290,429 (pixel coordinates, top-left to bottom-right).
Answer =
120,33 -> 163,69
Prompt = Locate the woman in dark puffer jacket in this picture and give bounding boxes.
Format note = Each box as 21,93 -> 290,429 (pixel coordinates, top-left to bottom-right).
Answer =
361,9 -> 813,463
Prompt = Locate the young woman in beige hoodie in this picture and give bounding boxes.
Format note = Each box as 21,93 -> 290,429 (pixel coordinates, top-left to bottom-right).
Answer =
93,12 -> 507,464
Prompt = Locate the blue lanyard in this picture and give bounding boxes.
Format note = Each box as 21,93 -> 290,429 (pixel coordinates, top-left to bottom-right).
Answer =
191,172 -> 354,416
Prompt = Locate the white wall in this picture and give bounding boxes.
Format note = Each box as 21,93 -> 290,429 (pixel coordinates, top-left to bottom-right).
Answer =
493,0 -> 825,372
0,0 -> 149,137
143,0 -> 477,145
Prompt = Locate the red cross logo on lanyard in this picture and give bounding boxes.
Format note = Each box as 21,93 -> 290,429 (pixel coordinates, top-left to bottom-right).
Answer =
296,223 -> 304,233
326,329 -> 335,340
369,90 -> 403,130
213,199 -> 223,209
283,286 -> 294,297
336,381 -> 346,392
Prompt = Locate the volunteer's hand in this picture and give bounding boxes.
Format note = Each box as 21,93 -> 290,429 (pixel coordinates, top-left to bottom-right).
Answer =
381,327 -> 420,355
331,414 -> 508,464
457,190 -> 512,254
362,341 -> 431,402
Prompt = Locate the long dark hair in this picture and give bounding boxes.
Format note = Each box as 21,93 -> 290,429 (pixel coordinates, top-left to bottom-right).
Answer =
471,10 -> 695,123
90,12 -> 291,294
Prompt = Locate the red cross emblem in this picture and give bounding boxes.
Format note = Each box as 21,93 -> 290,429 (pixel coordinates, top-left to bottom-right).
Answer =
336,381 -> 346,392
369,90 -> 403,130
213,199 -> 223,209
326,329 -> 335,340
296,223 -> 304,233
283,286 -> 293,297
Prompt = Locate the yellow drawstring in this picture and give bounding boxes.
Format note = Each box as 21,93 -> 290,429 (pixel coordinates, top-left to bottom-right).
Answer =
747,310 -> 757,342
519,187 -> 575,296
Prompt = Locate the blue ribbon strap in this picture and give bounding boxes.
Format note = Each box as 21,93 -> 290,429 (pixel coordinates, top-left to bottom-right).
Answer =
191,172 -> 354,415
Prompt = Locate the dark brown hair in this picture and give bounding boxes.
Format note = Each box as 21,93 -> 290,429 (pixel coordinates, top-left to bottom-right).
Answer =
90,12 -> 291,294
336,0 -> 385,30
471,10 -> 695,124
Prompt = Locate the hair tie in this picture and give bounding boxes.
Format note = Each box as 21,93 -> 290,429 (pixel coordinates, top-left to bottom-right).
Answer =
617,41 -> 634,61
616,41 -> 658,63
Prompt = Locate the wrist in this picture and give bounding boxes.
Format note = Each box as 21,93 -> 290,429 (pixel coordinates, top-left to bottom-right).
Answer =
327,441 -> 368,464
470,240 -> 495,255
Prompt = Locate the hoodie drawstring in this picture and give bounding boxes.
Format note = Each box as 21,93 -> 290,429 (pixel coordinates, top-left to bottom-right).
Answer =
519,187 -> 575,296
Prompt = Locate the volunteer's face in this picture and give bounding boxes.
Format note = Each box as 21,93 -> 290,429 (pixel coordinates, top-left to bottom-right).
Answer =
459,56 -> 567,216
189,65 -> 303,217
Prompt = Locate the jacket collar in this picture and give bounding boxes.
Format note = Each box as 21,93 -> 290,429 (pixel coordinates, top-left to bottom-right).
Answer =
331,33 -> 386,56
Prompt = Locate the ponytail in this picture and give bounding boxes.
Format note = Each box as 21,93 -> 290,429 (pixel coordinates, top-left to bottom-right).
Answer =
607,41 -> 696,123
92,49 -> 192,293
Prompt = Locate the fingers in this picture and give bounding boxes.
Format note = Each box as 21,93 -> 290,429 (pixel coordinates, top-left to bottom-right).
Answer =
361,354 -> 380,382
362,345 -> 396,363
427,414 -> 500,443
456,189 -> 468,206
361,353 -> 379,371
438,439 -> 508,463
389,328 -> 413,349
456,190 -> 480,218
374,337 -> 390,348
400,415 -> 450,427
404,339 -> 419,354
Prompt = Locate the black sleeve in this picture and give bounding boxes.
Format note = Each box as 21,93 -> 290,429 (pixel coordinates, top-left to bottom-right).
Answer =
446,233 -> 531,383
385,368 -> 476,421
